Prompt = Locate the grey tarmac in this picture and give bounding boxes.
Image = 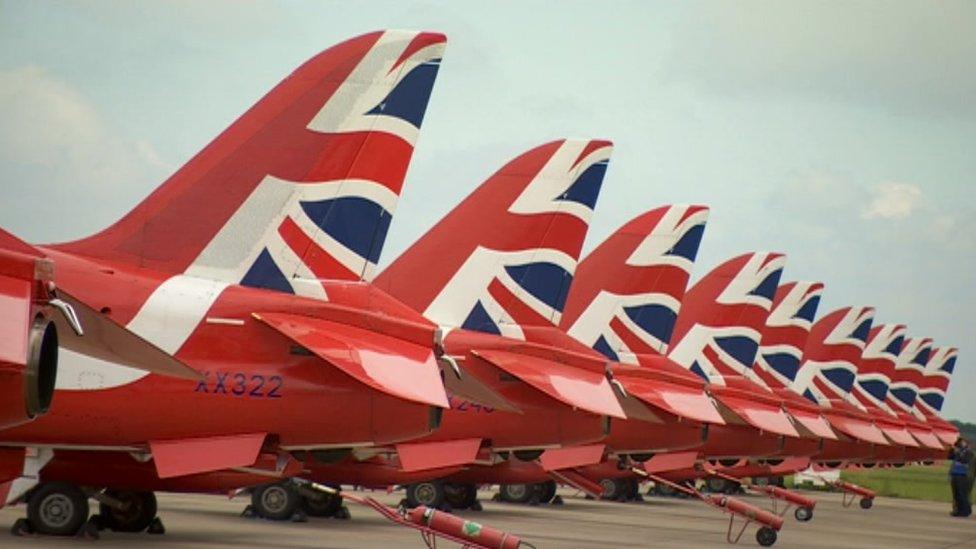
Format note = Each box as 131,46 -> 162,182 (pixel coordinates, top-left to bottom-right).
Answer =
0,488 -> 973,548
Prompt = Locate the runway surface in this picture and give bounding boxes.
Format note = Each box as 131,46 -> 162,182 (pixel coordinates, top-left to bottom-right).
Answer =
0,488 -> 972,548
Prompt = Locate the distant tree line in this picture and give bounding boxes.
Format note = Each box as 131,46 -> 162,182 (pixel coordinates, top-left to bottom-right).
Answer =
951,420 -> 976,442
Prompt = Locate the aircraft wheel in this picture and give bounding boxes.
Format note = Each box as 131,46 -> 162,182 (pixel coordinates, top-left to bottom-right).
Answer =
406,481 -> 445,509
99,491 -> 157,532
705,477 -> 730,494
599,478 -> 620,500
653,482 -> 677,497
794,506 -> 813,522
498,484 -> 534,504
535,481 -> 557,504
756,526 -> 777,547
513,450 -> 543,462
628,453 -> 654,463
859,497 -> 873,510
444,483 -> 478,509
251,482 -> 299,520
752,476 -> 770,487
301,490 -> 342,518
27,483 -> 90,536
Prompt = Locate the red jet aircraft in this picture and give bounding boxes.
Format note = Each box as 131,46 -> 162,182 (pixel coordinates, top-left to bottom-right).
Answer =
0,29 -> 460,537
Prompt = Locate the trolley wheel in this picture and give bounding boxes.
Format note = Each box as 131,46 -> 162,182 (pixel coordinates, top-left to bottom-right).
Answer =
756,526 -> 778,547
859,497 -> 873,510
406,481 -> 446,509
498,484 -> 534,504
444,483 -> 478,510
26,483 -> 90,536
535,481 -> 557,504
794,506 -> 813,522
301,490 -> 342,517
98,490 -> 157,532
251,482 -> 299,521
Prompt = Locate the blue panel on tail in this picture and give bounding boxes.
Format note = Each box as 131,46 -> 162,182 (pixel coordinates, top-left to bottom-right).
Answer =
714,335 -> 759,368
623,303 -> 677,345
750,269 -> 782,301
366,59 -> 441,128
890,386 -> 917,406
558,161 -> 607,210
461,300 -> 501,336
858,379 -> 889,401
301,196 -> 391,264
794,295 -> 821,323
666,223 -> 705,262
593,335 -> 619,362
763,352 -> 800,382
241,248 -> 294,294
504,262 -> 573,312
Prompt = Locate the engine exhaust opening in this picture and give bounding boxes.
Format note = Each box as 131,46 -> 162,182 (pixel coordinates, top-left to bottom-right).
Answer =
25,316 -> 58,418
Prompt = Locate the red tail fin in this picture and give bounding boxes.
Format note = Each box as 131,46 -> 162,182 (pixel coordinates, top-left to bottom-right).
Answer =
560,205 -> 708,363
666,252 -> 786,386
54,31 -> 446,296
375,139 -> 613,339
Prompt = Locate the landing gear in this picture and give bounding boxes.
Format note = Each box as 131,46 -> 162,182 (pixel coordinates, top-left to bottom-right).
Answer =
26,483 -> 89,536
756,526 -> 778,547
97,490 -> 158,532
794,506 -> 813,522
859,497 -> 873,510
405,481 -> 446,509
599,478 -> 622,500
444,483 -> 478,510
301,489 -> 342,518
705,477 -> 732,494
535,480 -> 557,504
498,483 -> 534,504
251,481 -> 300,521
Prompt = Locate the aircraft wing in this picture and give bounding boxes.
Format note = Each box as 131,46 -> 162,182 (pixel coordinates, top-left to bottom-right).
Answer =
783,405 -> 837,439
395,438 -> 482,472
469,349 -> 626,418
619,375 -> 725,425
150,433 -> 266,478
254,312 -> 449,408
56,290 -> 202,381
822,411 -> 889,445
539,444 -> 605,471
712,392 -> 799,437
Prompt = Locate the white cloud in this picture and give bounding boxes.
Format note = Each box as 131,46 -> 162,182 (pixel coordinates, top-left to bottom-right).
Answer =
666,1 -> 976,116
861,182 -> 922,220
0,66 -> 167,241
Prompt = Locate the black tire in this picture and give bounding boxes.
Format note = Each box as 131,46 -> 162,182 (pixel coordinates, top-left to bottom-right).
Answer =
406,481 -> 445,509
599,478 -> 621,500
718,458 -> 739,467
98,491 -> 157,532
251,482 -> 299,521
756,526 -> 778,547
535,481 -> 557,504
859,497 -> 873,510
513,450 -> 544,462
794,506 -> 813,522
753,476 -> 770,487
628,453 -> 654,463
705,477 -> 730,494
444,483 -> 478,509
498,484 -> 534,504
301,491 -> 342,518
27,483 -> 89,536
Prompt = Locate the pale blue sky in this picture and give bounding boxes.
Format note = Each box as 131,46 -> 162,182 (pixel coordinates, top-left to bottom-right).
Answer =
1,1 -> 973,420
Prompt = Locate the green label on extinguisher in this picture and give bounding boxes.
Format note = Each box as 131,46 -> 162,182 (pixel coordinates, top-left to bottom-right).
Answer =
462,521 -> 483,537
